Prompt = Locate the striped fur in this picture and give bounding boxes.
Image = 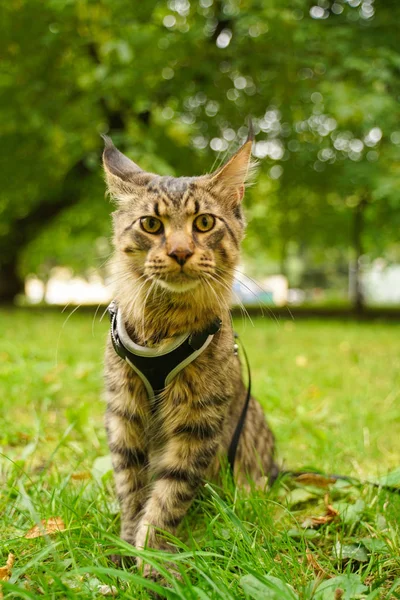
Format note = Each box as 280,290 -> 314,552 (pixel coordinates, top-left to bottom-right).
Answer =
102,138 -> 276,569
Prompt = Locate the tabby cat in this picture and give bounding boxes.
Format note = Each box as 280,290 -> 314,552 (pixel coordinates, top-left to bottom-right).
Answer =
102,132 -> 277,572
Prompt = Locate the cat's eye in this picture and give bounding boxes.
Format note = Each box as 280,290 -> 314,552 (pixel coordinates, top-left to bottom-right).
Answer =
193,214 -> 215,233
140,216 -> 163,234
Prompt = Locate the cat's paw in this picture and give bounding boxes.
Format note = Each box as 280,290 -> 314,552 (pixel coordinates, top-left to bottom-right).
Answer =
110,536 -> 138,569
141,560 -> 182,584
109,553 -> 137,568
141,562 -> 161,581
135,521 -> 155,551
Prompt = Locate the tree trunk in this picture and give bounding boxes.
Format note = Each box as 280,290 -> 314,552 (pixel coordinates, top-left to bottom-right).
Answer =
280,241 -> 287,277
0,258 -> 24,303
0,159 -> 91,304
352,196 -> 368,316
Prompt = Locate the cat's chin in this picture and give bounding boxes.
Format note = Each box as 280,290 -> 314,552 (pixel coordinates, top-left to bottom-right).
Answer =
155,278 -> 200,293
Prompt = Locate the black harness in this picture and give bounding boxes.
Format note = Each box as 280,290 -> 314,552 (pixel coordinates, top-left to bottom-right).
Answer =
108,302 -> 251,473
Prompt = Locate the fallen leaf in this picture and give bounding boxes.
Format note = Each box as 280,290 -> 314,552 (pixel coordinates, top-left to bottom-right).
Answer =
313,504 -> 339,525
0,553 -> 15,599
0,553 -> 15,581
98,585 -> 118,596
306,549 -> 332,579
25,517 -> 65,539
333,542 -> 368,563
71,472 -> 92,481
302,503 -> 339,528
294,473 -> 336,488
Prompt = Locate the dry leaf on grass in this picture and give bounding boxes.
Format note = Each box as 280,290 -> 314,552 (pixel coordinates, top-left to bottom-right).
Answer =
98,585 -> 118,596
25,517 -> 65,539
0,553 -> 15,581
306,548 -> 332,579
309,503 -> 339,526
71,472 -> 92,481
0,553 -> 15,600
302,499 -> 339,529
294,473 -> 336,488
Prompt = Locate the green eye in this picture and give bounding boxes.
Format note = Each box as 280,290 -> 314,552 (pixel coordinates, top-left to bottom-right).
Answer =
140,216 -> 163,234
194,214 -> 215,233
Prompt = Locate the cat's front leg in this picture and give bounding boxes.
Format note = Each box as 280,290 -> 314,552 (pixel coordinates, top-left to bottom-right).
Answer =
105,398 -> 150,561
134,399 -> 225,572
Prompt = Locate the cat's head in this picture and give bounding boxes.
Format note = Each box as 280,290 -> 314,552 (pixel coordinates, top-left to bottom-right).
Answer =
103,134 -> 255,324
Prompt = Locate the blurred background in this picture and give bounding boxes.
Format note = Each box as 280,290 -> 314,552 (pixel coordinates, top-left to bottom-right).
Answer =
1,0 -> 400,314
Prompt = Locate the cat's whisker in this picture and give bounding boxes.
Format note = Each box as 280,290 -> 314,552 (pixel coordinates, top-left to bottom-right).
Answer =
226,270 -> 266,318
104,270 -> 137,286
99,304 -> 111,323
127,279 -> 151,327
230,268 -> 280,327
61,302 -> 71,314
55,304 -> 83,366
106,270 -> 148,283
92,303 -> 103,337
200,276 -> 230,318
141,279 -> 157,341
202,273 -> 236,316
208,271 -> 254,328
217,268 -> 267,323
96,253 -> 114,271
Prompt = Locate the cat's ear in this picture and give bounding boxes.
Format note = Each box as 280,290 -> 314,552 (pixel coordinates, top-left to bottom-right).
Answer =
208,128 -> 255,204
102,135 -> 144,199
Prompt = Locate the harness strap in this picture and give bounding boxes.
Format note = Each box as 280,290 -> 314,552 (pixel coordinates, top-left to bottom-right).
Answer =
108,302 -> 221,401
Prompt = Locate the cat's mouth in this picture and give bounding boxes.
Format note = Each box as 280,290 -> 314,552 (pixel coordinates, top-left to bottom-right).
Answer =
154,272 -> 201,293
156,279 -> 200,293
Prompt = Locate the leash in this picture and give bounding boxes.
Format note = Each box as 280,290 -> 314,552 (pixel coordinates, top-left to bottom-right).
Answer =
227,334 -> 251,473
225,337 -> 400,493
280,470 -> 400,494
108,304 -> 399,493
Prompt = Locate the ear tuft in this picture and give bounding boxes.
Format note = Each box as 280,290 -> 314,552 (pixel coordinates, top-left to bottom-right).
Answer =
101,133 -> 114,150
102,135 -> 143,182
208,137 -> 257,204
247,117 -> 255,143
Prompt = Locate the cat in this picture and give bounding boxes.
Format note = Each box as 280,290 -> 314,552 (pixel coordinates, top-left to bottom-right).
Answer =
102,132 -> 277,574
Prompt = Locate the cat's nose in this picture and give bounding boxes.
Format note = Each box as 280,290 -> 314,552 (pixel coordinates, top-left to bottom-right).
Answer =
168,247 -> 194,266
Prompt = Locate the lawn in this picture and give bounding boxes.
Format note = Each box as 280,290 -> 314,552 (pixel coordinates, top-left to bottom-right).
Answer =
0,308 -> 399,599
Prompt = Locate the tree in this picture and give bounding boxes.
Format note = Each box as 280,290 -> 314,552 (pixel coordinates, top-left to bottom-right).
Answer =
1,0 -> 399,304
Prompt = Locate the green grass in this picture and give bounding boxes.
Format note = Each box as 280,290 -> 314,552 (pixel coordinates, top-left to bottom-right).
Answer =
0,308 -> 399,599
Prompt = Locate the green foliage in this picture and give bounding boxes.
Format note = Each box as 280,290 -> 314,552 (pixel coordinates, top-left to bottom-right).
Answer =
1,0 -> 400,290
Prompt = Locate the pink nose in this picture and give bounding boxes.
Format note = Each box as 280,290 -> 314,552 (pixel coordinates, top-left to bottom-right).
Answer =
168,248 -> 193,266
